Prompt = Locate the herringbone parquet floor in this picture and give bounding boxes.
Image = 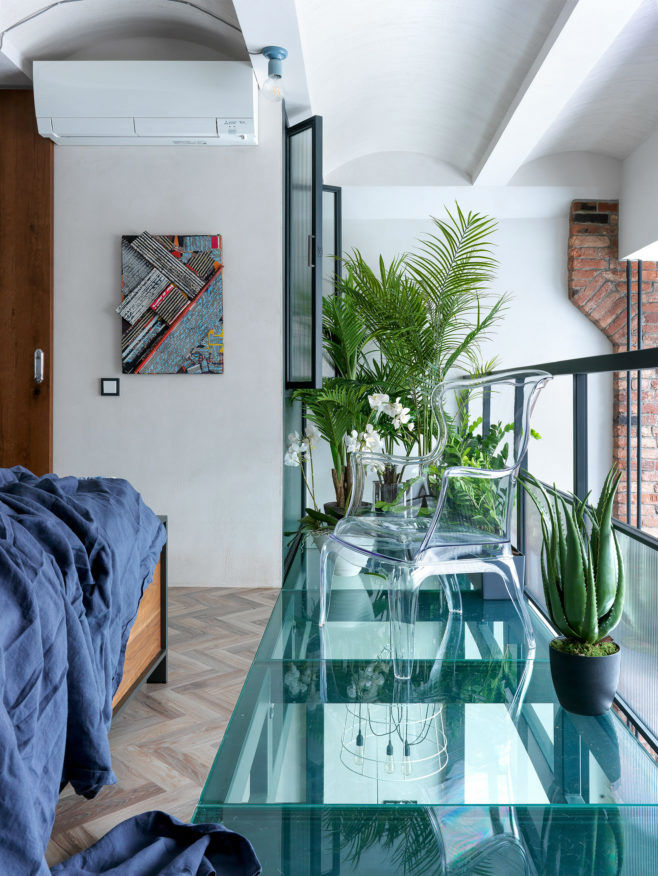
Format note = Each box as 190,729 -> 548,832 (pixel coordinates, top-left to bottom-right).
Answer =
45,586 -> 279,867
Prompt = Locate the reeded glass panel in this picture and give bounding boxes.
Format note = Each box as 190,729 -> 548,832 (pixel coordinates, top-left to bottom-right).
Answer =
322,189 -> 337,299
322,188 -> 337,379
287,126 -> 313,383
615,530 -> 658,736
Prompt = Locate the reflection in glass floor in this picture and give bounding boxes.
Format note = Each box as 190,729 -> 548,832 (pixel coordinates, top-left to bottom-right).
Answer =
194,537 -> 658,874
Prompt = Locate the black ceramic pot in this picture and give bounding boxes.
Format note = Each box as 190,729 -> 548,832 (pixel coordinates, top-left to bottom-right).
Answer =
549,639 -> 621,716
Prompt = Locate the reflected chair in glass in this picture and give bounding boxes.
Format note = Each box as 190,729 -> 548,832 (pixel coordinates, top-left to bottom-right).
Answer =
319,369 -> 551,680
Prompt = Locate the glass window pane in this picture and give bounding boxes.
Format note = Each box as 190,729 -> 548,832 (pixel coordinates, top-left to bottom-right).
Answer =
288,126 -> 313,383
322,189 -> 336,299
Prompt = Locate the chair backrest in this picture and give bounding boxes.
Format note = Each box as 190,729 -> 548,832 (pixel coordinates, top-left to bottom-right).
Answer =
419,369 -> 551,551
343,369 -> 550,555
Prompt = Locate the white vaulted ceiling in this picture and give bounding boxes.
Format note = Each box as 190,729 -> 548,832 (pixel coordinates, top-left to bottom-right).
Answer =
0,0 -> 247,81
528,0 -> 658,161
295,0 -> 658,180
296,0 -> 566,176
2,0 -> 658,182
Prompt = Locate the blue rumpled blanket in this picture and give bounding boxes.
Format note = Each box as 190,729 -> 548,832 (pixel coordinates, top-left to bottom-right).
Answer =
0,467 -> 166,874
50,812 -> 260,875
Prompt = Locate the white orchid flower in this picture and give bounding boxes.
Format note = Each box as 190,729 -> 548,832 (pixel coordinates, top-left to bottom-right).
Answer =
368,392 -> 390,413
305,423 -> 321,448
287,431 -> 304,451
363,423 -> 384,453
284,449 -> 301,467
344,430 -> 360,454
387,397 -> 412,429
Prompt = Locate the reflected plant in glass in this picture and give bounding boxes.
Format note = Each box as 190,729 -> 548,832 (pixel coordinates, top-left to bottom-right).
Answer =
324,806 -> 447,875
540,807 -> 624,876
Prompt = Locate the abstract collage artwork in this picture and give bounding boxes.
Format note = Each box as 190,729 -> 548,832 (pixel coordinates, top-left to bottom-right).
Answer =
119,232 -> 223,374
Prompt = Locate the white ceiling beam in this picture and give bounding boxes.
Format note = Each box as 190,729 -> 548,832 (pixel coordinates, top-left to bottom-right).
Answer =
472,0 -> 646,186
231,0 -> 311,124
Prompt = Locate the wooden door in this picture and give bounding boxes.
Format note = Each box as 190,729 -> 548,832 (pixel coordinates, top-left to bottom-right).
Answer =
0,90 -> 53,475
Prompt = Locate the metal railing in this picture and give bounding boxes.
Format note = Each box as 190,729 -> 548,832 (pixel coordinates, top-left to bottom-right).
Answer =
507,344 -> 658,753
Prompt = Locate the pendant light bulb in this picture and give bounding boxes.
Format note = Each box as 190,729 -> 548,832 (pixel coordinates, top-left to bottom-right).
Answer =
402,740 -> 412,778
385,740 -> 395,774
261,46 -> 288,103
354,730 -> 365,767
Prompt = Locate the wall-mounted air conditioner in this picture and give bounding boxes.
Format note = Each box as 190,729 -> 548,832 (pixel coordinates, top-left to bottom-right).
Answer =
33,61 -> 258,146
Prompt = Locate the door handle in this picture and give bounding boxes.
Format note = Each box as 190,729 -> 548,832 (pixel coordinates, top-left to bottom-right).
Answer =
34,349 -> 44,384
307,234 -> 315,268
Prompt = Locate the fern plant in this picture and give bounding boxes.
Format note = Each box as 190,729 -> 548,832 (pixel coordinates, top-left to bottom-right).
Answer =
522,468 -> 625,654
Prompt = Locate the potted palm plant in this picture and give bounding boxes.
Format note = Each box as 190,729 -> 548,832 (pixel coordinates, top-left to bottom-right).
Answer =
286,205 -> 508,534
522,468 -> 625,716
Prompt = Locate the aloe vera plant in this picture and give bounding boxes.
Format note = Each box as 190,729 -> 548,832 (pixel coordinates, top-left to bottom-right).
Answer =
522,468 -> 624,648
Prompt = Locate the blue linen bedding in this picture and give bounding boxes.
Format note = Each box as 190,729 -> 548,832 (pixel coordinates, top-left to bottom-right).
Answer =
50,811 -> 260,875
0,467 -> 166,874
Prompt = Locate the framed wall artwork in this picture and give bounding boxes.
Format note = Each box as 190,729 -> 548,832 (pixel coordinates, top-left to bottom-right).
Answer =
118,232 -> 223,374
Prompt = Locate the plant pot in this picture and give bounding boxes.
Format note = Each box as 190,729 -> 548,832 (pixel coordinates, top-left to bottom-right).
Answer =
324,501 -> 371,519
481,551 -> 525,600
549,639 -> 621,716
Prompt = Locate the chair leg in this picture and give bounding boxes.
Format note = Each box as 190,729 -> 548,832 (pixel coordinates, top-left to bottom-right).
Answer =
319,539 -> 336,627
489,557 -> 536,653
444,573 -> 463,614
388,566 -> 421,680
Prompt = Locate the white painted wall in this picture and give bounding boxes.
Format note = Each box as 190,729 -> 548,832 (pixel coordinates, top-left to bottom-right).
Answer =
311,178 -> 617,507
620,124 -> 658,260
53,96 -> 283,588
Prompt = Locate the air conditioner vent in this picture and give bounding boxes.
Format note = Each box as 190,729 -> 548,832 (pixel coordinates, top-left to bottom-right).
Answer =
33,61 -> 258,146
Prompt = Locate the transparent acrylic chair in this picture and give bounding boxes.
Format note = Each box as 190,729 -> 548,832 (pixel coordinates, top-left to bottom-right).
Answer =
319,369 -> 551,680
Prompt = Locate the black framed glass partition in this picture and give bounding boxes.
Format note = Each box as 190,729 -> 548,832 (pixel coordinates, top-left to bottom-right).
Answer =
322,185 -> 342,297
285,116 -> 323,389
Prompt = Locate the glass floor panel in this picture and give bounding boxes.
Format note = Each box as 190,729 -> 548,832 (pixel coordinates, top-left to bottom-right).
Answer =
194,537 -> 658,874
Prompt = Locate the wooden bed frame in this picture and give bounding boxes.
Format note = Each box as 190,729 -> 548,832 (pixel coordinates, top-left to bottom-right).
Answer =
112,517 -> 168,716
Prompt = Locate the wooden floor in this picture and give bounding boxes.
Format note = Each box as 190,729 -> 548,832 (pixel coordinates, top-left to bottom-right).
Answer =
45,586 -> 279,867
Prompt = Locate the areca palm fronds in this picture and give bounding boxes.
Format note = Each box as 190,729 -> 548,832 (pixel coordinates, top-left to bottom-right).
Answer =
337,207 -> 505,453
406,205 -> 508,378
336,253 -> 442,452
337,253 -> 438,378
293,379 -> 370,507
322,285 -> 369,379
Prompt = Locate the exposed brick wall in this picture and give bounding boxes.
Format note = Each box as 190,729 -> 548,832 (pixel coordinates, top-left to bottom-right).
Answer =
568,200 -> 658,534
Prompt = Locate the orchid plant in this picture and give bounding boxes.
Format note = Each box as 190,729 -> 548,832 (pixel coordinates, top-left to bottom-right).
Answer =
284,425 -> 321,511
